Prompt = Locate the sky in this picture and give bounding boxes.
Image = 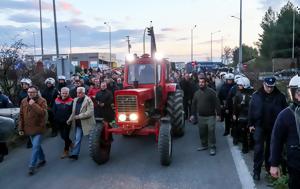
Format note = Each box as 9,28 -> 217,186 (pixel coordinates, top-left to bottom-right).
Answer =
0,0 -> 299,63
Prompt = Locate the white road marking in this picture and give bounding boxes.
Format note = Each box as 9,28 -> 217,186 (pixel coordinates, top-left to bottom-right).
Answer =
227,136 -> 256,189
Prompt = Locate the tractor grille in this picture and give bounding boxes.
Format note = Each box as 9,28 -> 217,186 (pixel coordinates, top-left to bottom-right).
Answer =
116,95 -> 138,113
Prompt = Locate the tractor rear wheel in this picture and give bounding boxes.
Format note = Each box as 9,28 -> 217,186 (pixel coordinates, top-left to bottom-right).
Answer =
89,122 -> 111,165
158,120 -> 172,166
167,90 -> 185,137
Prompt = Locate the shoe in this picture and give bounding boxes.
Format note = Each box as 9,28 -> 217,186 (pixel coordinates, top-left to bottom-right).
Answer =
61,150 -> 69,159
253,173 -> 260,181
37,160 -> 46,168
51,131 -> 57,137
0,154 -> 3,163
69,155 -> 78,160
209,148 -> 216,156
223,132 -> 229,136
26,141 -> 32,149
197,146 -> 208,151
242,148 -> 248,154
28,167 -> 35,176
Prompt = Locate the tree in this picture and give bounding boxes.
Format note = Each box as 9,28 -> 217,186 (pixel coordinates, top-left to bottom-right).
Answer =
232,44 -> 258,66
0,40 -> 27,99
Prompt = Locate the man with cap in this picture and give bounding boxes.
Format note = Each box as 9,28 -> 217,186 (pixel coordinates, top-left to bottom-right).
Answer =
248,76 -> 287,181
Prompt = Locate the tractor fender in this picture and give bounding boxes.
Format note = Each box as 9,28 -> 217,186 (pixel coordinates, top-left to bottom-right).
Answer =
165,83 -> 178,93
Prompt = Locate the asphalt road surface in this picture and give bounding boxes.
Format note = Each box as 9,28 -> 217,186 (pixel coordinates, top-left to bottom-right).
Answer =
0,122 -> 259,189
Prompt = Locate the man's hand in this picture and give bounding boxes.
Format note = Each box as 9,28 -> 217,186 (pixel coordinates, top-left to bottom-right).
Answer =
29,99 -> 35,105
225,109 -> 229,114
189,115 -> 195,122
270,166 -> 280,178
216,116 -> 221,122
100,103 -> 104,107
74,115 -> 80,120
18,130 -> 24,136
249,126 -> 255,133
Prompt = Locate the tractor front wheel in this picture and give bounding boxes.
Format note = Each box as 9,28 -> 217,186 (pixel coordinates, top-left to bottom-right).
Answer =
158,120 -> 172,166
89,122 -> 111,165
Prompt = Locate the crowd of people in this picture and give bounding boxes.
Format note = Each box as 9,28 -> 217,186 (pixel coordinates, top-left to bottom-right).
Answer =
0,67 -> 299,188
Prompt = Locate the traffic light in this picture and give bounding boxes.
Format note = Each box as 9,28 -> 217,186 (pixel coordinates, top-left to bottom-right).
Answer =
147,27 -> 153,36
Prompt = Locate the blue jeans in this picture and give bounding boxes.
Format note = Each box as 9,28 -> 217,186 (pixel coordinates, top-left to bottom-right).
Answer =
29,134 -> 45,168
71,126 -> 83,156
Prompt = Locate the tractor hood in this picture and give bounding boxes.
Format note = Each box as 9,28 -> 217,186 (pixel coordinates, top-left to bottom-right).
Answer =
114,88 -> 154,101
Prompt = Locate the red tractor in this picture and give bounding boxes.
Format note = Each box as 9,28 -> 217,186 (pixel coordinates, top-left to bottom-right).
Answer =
89,27 -> 185,166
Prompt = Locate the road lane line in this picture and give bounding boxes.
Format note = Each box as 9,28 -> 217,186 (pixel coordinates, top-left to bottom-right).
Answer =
227,136 -> 256,189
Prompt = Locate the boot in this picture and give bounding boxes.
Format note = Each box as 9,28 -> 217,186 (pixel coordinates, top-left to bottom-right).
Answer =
61,150 -> 69,159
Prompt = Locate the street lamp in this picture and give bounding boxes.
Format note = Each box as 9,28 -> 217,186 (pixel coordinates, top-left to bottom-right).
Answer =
292,6 -> 300,65
38,0 -> 44,59
26,29 -> 36,61
64,26 -> 72,59
104,22 -> 112,68
191,25 -> 197,63
210,30 -> 221,62
230,0 -> 243,72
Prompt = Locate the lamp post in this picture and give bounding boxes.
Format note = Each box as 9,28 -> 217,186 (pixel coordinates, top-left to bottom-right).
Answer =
38,0 -> 44,59
26,29 -> 36,61
292,6 -> 299,65
191,25 -> 197,63
210,30 -> 221,62
230,0 -> 243,72
64,26 -> 72,59
104,22 -> 112,68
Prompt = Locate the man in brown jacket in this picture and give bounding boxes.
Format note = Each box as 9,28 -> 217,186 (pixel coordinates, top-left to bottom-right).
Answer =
19,86 -> 47,175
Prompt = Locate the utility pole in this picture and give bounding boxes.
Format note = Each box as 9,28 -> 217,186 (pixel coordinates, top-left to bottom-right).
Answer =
126,35 -> 131,53
191,25 -> 197,62
39,0 -> 44,59
238,0 -> 243,72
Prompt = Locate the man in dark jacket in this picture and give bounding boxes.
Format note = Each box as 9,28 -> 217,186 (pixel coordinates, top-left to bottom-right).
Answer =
53,87 -> 73,158
95,82 -> 114,122
190,75 -> 221,156
270,75 -> 300,189
42,77 -> 59,137
218,73 -> 235,136
180,73 -> 194,120
0,91 -> 11,162
248,76 -> 287,181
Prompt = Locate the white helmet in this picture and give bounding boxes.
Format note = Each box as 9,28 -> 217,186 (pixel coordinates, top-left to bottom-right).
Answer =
288,75 -> 300,104
234,75 -> 242,82
45,77 -> 55,85
225,73 -> 234,80
219,72 -> 227,78
57,75 -> 66,80
236,77 -> 251,88
20,78 -> 32,86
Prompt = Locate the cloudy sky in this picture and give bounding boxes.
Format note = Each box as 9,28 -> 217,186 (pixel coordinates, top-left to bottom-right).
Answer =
0,0 -> 298,62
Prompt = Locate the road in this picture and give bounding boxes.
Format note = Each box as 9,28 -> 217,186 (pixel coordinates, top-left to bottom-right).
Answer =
0,122 -> 258,189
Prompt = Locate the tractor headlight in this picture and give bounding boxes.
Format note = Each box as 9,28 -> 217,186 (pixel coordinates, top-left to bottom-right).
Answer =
129,113 -> 138,121
118,113 -> 127,122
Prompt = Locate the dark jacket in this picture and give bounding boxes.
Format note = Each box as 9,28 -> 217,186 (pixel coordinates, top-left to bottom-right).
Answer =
42,86 -> 59,109
218,83 -> 235,106
191,87 -> 221,117
18,89 -> 28,105
180,79 -> 195,101
248,87 -> 287,130
95,89 -> 114,122
19,96 -> 47,136
270,104 -> 300,171
53,96 -> 73,123
232,88 -> 254,120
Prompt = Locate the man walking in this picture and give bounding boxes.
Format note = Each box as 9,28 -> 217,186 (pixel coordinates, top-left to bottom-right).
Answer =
67,87 -> 95,160
248,76 -> 287,180
19,86 -> 47,175
190,75 -> 221,156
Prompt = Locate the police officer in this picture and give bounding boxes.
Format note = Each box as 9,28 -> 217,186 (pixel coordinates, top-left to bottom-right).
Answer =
42,77 -> 59,137
248,76 -> 287,181
231,77 -> 253,153
270,75 -> 300,189
57,75 -> 67,92
218,73 -> 235,136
